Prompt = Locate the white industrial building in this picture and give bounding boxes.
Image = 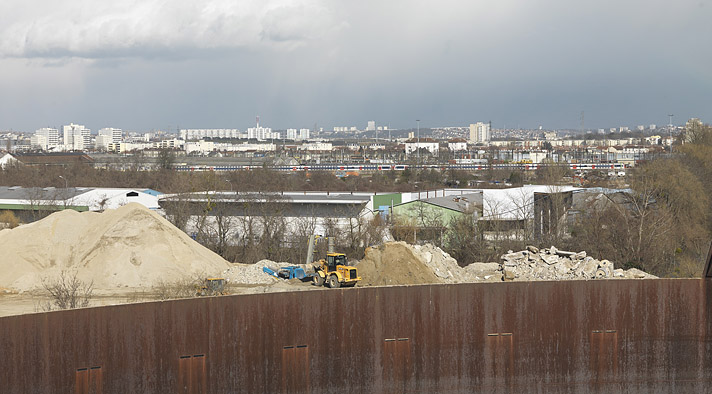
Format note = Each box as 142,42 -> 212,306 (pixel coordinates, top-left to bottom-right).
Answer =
158,191 -> 379,244
0,186 -> 161,222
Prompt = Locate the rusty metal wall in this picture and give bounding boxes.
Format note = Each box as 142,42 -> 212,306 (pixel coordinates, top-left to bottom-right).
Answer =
1,279 -> 712,393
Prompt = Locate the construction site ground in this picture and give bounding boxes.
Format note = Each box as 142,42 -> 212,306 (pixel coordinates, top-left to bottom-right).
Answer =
0,204 -> 656,318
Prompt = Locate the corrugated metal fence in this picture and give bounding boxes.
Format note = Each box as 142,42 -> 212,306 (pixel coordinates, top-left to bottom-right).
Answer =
1,279 -> 711,393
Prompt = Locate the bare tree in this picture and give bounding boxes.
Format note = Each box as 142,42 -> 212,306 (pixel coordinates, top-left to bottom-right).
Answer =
41,270 -> 93,310
446,206 -> 485,265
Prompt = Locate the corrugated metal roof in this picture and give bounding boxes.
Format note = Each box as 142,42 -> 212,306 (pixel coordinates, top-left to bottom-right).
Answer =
421,192 -> 483,213
160,191 -> 372,205
0,186 -> 89,200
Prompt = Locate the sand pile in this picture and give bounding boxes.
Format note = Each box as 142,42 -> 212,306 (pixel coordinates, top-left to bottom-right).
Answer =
355,242 -> 500,286
355,242 -> 442,286
0,203 -> 231,291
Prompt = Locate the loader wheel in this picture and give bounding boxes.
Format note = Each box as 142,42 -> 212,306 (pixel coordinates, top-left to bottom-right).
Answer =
312,274 -> 324,286
328,275 -> 341,289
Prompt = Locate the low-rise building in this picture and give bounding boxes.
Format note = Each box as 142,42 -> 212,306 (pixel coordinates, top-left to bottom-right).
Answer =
0,186 -> 161,222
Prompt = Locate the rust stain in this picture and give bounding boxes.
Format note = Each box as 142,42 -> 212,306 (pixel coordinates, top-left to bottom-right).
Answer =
0,279 -> 711,393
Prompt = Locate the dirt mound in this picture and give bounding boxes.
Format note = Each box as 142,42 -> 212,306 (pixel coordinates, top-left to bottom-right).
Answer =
0,203 -> 231,291
355,242 -> 442,286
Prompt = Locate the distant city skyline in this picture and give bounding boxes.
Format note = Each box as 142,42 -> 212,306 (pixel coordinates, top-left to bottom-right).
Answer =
0,0 -> 709,132
0,117 -> 688,135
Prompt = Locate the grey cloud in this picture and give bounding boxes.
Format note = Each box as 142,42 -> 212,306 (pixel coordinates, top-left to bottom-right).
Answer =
0,0 -> 341,59
0,0 -> 710,131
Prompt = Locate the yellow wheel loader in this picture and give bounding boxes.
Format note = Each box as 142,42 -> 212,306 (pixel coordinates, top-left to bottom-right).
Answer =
312,253 -> 361,288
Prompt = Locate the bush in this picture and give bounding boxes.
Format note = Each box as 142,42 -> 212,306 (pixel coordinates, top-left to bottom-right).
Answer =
0,210 -> 19,229
41,270 -> 93,310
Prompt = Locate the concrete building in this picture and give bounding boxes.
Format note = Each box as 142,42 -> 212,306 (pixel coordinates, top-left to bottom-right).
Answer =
366,121 -> 376,131
180,129 -> 242,140
405,138 -> 439,155
447,139 -> 468,152
184,140 -> 215,154
30,135 -> 47,150
247,126 -> 279,141
32,128 -> 59,150
286,128 -> 310,141
469,122 -> 490,143
299,128 -> 310,140
95,135 -> 113,151
298,142 -> 333,152
98,128 -> 122,144
62,123 -> 91,151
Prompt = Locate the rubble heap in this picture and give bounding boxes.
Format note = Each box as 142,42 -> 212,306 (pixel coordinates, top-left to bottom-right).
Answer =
410,244 -> 501,282
222,260 -> 315,285
500,246 -> 657,281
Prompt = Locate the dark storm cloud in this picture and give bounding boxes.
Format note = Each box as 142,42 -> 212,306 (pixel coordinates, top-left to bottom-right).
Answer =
0,0 -> 710,131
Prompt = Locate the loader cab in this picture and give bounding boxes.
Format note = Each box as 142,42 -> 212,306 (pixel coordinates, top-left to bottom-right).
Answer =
326,253 -> 347,272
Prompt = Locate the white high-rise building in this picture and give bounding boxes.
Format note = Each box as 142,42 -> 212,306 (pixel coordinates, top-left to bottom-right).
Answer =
299,128 -> 310,140
286,128 -> 311,141
247,126 -> 276,141
287,129 -> 298,140
366,121 -> 376,131
247,118 -> 279,141
33,127 -> 59,150
63,123 -> 91,150
98,128 -> 122,143
469,122 -> 490,143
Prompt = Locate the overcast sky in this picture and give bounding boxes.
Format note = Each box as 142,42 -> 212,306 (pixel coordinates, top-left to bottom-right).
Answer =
0,0 -> 710,132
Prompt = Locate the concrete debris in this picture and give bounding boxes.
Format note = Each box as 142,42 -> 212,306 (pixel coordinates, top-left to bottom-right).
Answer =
498,246 -> 657,281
